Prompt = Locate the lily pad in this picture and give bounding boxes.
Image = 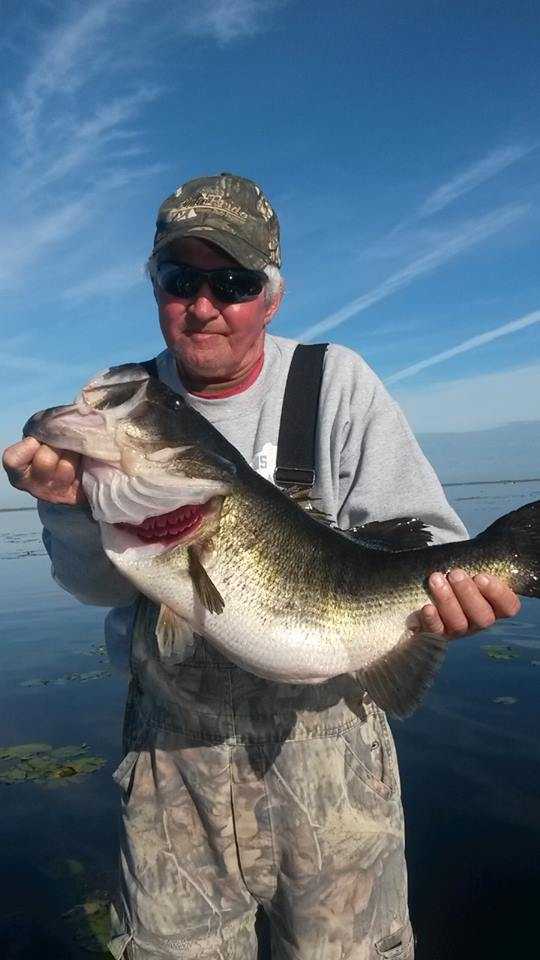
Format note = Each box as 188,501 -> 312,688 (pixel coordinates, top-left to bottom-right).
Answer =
90,643 -> 107,658
25,755 -> 59,774
47,857 -> 86,880
67,756 -> 104,775
51,745 -> 90,760
493,696 -> 517,705
63,894 -> 110,954
20,669 -> 111,687
482,644 -> 519,661
0,767 -> 27,783
0,743 -> 51,760
55,766 -> 79,778
0,742 -> 105,785
76,670 -> 111,682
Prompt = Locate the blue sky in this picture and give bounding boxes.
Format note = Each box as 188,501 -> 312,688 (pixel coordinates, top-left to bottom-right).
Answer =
1,0 -> 539,505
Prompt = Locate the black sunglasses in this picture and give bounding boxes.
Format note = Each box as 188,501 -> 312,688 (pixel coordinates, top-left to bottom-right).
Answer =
156,261 -> 267,304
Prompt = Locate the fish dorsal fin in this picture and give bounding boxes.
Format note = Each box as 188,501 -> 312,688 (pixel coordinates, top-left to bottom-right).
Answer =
285,485 -> 333,526
188,546 -> 225,615
358,629 -> 447,719
346,517 -> 433,551
156,604 -> 196,663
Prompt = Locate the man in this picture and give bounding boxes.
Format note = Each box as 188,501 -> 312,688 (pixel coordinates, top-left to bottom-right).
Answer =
3,173 -> 519,960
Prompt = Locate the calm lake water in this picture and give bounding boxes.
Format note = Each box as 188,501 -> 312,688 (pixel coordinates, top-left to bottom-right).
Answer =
0,481 -> 539,958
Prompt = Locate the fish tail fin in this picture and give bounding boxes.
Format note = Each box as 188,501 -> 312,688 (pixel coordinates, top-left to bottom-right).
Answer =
360,631 -> 448,719
474,498 -> 540,598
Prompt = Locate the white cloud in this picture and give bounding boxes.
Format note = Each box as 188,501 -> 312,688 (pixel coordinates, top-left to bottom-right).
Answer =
361,225 -> 445,262
0,1 -> 165,297
8,0 -> 128,153
21,88 -> 160,195
2,0 -> 280,299
386,309 -> 540,384
417,144 -> 534,220
184,0 -> 282,43
298,202 -> 529,341
363,142 -> 534,265
0,200 -> 89,290
392,362 -> 540,433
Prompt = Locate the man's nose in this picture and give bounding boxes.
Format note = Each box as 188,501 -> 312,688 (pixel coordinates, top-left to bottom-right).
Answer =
188,282 -> 220,320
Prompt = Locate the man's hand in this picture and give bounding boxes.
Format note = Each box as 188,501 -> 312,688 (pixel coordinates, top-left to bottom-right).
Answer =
2,437 -> 85,506
416,569 -> 521,638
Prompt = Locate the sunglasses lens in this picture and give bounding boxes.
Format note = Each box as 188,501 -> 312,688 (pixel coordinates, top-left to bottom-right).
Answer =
212,270 -> 265,303
156,264 -> 195,298
156,263 -> 265,303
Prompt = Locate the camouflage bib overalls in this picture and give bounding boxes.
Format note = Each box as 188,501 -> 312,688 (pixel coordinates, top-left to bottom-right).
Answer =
108,597 -> 414,960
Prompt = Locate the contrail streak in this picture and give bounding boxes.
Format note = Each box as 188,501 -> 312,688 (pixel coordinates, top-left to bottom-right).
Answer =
386,309 -> 540,384
417,144 -> 534,219
298,203 -> 528,342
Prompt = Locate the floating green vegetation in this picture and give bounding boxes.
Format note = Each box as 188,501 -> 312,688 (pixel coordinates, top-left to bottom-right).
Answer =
20,669 -> 111,687
482,644 -> 519,661
47,857 -> 86,881
62,895 -> 110,955
492,696 -> 518,705
0,743 -> 105,785
89,643 -> 107,659
76,642 -> 107,661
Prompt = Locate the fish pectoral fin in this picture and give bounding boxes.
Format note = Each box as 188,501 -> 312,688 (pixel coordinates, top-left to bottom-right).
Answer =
188,546 -> 225,615
358,629 -> 448,719
156,605 -> 196,661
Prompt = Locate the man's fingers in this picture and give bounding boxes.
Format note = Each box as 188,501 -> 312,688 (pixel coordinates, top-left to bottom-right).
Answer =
413,569 -> 521,642
54,453 -> 79,488
30,444 -> 61,481
2,438 -> 41,482
446,569 -> 497,631
427,571 -> 471,637
418,603 -> 445,636
21,445 -> 79,487
2,439 -> 83,504
427,569 -> 520,638
474,573 -> 521,618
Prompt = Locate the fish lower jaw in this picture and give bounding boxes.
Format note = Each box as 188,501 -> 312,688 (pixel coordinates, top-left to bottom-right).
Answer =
108,499 -> 220,556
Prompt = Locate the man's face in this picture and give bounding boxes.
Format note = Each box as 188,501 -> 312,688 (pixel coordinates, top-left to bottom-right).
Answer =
154,237 -> 280,383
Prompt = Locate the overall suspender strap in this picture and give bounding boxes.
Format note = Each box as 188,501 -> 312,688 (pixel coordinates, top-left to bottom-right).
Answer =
274,342 -> 328,489
139,344 -> 329,491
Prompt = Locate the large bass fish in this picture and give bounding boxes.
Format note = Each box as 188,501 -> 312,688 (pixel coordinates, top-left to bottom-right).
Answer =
24,365 -> 540,717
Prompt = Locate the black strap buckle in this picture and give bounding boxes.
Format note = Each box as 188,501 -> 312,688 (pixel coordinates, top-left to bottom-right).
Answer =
274,467 -> 316,488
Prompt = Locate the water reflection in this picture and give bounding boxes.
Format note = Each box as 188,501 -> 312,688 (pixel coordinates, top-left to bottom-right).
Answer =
0,484 -> 539,958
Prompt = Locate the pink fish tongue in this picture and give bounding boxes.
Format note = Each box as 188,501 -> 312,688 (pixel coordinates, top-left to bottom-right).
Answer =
116,504 -> 203,542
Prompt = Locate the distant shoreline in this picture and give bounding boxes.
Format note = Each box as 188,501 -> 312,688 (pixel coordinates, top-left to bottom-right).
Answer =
442,477 -> 540,488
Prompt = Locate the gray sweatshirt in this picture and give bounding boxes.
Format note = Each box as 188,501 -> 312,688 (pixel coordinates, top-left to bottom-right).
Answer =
38,335 -> 467,665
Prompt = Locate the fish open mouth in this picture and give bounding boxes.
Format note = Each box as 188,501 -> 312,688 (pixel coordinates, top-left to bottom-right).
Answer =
115,503 -> 205,543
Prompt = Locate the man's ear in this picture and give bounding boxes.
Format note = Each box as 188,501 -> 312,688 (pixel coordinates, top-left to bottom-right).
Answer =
264,284 -> 284,326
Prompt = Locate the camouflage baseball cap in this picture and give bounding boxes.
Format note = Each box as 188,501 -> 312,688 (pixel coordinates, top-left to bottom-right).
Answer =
152,173 -> 281,270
